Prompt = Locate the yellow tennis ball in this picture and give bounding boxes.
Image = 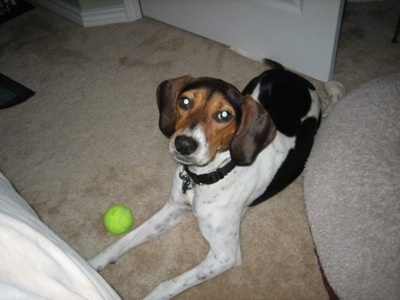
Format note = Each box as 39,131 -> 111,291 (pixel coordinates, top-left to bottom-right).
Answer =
103,204 -> 133,235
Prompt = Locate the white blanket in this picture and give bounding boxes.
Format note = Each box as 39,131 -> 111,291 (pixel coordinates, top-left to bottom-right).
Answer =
0,172 -> 121,299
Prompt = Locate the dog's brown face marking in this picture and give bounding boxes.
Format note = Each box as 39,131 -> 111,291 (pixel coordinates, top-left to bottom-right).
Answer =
174,87 -> 238,162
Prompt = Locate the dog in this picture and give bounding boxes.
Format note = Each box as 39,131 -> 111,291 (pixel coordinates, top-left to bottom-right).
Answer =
89,60 -> 321,299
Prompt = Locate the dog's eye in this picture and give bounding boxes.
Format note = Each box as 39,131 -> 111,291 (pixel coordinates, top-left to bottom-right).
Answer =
215,110 -> 232,122
178,97 -> 192,111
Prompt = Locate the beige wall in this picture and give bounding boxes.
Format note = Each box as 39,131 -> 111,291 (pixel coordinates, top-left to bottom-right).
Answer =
60,0 -> 80,9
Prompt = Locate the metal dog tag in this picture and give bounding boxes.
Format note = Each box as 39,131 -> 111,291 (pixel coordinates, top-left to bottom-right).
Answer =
179,168 -> 195,193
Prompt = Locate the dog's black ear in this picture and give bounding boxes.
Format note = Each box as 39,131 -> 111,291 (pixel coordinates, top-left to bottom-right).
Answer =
230,95 -> 276,166
156,75 -> 192,137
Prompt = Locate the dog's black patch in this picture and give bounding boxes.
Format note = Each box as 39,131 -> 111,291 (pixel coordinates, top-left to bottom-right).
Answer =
241,68 -> 320,206
250,117 -> 319,206
243,69 -> 315,137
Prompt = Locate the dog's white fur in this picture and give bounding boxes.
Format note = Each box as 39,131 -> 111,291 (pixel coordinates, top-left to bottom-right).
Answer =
89,75 -> 320,299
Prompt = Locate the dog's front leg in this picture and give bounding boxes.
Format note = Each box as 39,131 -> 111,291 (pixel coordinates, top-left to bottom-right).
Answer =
144,249 -> 239,300
89,197 -> 191,271
144,205 -> 243,300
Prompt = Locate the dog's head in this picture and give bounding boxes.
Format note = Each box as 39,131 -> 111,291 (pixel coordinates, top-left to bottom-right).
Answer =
156,75 -> 276,166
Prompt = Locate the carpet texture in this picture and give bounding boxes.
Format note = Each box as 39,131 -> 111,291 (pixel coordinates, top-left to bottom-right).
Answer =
0,1 -> 399,299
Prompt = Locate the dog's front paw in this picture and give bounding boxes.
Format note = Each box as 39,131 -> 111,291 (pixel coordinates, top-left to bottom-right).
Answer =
88,254 -> 115,271
143,281 -> 177,300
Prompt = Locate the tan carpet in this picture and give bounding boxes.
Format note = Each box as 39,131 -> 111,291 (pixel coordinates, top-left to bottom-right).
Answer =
0,1 -> 399,299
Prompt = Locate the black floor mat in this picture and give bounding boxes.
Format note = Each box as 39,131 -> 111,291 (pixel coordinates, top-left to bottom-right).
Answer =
0,73 -> 35,109
0,0 -> 34,25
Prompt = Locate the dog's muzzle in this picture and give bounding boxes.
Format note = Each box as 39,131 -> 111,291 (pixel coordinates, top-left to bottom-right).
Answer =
174,135 -> 199,156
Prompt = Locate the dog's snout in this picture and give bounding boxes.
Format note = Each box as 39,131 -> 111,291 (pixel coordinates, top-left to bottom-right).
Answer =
175,135 -> 198,155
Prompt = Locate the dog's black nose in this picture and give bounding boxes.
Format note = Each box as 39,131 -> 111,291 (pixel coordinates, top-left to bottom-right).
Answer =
175,135 -> 198,155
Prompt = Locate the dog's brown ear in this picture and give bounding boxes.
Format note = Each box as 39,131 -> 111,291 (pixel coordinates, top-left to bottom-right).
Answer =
156,75 -> 192,137
230,95 -> 276,166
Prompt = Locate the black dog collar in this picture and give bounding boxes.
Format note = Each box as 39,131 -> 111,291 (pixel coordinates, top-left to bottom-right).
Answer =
179,160 -> 236,193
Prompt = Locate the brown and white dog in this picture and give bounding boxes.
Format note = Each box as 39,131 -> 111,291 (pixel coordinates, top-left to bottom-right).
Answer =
89,60 -> 321,299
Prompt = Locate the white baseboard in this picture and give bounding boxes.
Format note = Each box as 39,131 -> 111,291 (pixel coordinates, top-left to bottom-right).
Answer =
27,0 -> 141,27
81,5 -> 128,27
